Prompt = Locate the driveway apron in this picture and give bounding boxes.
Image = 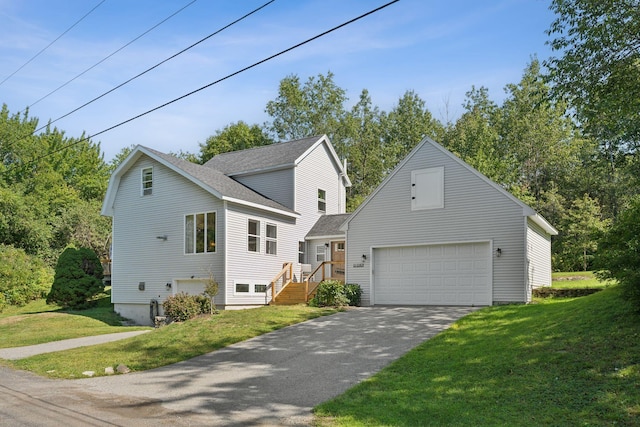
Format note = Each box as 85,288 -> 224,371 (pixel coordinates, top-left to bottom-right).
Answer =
77,306 -> 476,425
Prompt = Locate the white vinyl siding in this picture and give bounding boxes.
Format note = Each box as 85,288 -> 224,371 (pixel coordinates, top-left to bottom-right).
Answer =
234,168 -> 295,209
346,140 -> 528,306
527,218 -> 553,299
111,156 -> 225,307
224,204 -> 297,306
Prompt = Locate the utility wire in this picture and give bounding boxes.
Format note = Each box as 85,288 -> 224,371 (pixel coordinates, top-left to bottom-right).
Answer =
0,0 -> 106,87
31,0 -> 276,135
18,0 -> 400,169
26,0 -> 197,110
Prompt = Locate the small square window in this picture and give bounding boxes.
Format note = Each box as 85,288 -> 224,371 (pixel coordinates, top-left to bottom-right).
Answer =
255,284 -> 267,293
235,283 -> 250,293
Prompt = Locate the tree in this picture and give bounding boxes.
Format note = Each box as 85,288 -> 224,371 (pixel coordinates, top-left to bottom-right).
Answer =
265,71 -> 347,156
341,90 -> 385,210
381,90 -> 444,173
545,0 -> 640,149
199,121 -> 273,164
564,194 -> 610,271
47,247 -> 104,309
594,196 -> 640,308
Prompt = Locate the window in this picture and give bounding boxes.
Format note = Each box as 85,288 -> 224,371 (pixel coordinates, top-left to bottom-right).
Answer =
336,242 -> 345,251
185,212 -> 216,254
266,223 -> 277,255
235,283 -> 250,293
298,241 -> 305,264
141,167 -> 153,196
318,189 -> 326,212
411,167 -> 444,210
254,284 -> 267,293
316,244 -> 326,262
248,219 -> 260,252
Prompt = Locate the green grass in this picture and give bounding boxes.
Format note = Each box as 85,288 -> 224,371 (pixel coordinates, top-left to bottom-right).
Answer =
7,305 -> 338,378
314,285 -> 640,426
0,290 -> 150,348
551,271 -> 611,289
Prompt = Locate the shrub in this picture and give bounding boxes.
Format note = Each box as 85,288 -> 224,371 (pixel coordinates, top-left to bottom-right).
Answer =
344,283 -> 362,306
532,287 -> 602,298
594,196 -> 640,308
46,247 -> 104,309
0,244 -> 53,309
163,292 -> 212,322
311,280 -> 349,307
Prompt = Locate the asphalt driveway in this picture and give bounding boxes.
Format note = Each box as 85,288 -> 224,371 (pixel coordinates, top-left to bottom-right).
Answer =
0,306 -> 476,426
76,306 -> 476,425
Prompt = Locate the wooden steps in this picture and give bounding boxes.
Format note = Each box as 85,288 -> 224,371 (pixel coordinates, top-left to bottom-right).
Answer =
271,281 -> 320,305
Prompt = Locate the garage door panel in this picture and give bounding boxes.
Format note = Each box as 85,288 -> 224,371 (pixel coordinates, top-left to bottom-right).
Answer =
374,243 -> 491,306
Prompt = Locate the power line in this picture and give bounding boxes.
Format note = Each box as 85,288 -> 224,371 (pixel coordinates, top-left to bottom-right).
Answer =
0,0 -> 106,87
18,0 -> 400,169
30,0 -> 276,136
26,0 -> 198,110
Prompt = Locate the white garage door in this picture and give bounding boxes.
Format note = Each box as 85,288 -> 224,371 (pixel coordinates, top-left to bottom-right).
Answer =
374,242 -> 491,306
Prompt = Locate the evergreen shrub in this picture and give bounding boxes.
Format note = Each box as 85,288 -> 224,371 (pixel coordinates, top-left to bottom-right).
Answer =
46,247 -> 104,309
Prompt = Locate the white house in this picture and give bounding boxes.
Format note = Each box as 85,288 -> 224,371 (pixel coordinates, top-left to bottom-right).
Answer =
101,135 -> 351,325
341,137 -> 558,307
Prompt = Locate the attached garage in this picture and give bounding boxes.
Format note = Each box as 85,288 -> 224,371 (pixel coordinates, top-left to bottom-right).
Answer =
373,242 -> 491,306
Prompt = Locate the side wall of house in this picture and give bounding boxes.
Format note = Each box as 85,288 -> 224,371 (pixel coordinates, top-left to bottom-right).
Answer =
526,218 -> 552,297
111,156 -> 225,325
234,168 -> 295,210
224,203 -> 298,306
295,142 -> 346,249
345,141 -> 528,306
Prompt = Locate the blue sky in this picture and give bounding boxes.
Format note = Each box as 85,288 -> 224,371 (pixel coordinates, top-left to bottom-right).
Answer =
0,0 -> 556,161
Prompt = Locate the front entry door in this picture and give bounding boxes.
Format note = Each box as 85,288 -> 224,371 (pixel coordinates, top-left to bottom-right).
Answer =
331,241 -> 345,279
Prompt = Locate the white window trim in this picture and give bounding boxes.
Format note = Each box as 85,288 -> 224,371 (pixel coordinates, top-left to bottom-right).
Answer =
233,280 -> 270,296
265,223 -> 277,256
184,211 -> 217,255
141,166 -> 153,196
247,219 -> 261,253
318,188 -> 326,212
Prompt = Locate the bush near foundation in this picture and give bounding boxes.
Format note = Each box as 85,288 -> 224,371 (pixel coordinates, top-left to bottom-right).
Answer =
46,247 -> 103,309
310,281 -> 361,307
162,292 -> 212,322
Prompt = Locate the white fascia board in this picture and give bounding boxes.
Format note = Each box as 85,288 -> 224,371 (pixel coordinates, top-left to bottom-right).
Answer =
528,213 -> 559,236
226,163 -> 295,177
101,146 -> 145,216
305,234 -> 345,241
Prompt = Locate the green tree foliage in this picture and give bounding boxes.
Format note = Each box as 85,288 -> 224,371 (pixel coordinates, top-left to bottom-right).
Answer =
0,244 -> 53,309
265,71 -> 347,156
341,90 -> 385,210
0,105 -> 111,264
47,247 -> 104,309
199,121 -> 274,164
546,0 -> 640,148
594,196 -> 640,308
382,90 -> 445,173
562,194 -> 610,271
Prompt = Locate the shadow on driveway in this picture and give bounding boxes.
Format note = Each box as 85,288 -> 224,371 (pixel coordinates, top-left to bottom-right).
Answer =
79,306 -> 477,425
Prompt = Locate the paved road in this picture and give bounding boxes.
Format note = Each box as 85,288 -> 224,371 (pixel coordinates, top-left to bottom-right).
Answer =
0,306 -> 476,426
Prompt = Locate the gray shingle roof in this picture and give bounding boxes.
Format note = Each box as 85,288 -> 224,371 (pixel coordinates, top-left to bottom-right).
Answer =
306,213 -> 351,238
144,147 -> 296,215
203,135 -> 323,175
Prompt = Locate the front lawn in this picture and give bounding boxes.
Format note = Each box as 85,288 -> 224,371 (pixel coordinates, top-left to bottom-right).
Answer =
0,290 -> 150,348
7,304 -> 338,378
314,285 -> 640,426
551,271 -> 612,289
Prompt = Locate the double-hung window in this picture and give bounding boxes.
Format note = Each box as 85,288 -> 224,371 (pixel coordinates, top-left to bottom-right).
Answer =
248,219 -> 260,252
318,189 -> 326,212
185,212 -> 216,254
316,244 -> 326,262
142,167 -> 153,196
266,223 -> 277,255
